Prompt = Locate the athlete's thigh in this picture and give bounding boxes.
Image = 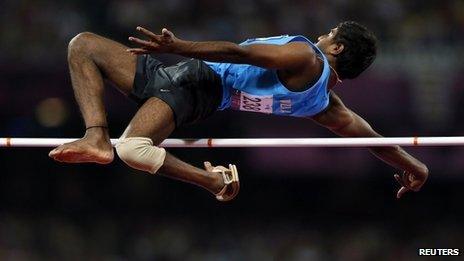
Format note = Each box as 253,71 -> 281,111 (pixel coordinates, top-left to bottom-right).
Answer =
120,97 -> 176,145
84,33 -> 137,95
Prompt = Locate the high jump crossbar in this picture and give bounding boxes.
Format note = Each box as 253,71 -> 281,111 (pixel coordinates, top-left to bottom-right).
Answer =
1,137 -> 464,148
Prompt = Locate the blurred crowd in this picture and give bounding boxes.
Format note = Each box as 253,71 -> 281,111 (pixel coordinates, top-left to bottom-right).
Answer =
1,0 -> 464,260
1,0 -> 463,64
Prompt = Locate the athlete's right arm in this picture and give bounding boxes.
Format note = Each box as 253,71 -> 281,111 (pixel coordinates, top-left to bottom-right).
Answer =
311,91 -> 429,198
127,26 -> 317,70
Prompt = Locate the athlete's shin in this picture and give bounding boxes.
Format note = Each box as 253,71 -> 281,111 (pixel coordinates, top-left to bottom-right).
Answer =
68,33 -> 108,128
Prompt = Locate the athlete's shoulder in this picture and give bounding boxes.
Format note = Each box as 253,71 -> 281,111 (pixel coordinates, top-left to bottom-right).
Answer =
285,41 -> 319,70
241,34 -> 314,46
284,41 -> 317,53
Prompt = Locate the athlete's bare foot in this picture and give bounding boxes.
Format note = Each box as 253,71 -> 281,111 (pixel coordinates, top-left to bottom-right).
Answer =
49,129 -> 114,164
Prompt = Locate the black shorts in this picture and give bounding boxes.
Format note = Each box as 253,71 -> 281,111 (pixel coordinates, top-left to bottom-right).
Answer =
130,55 -> 223,127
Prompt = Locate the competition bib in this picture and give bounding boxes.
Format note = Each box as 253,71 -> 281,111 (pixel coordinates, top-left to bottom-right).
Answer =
231,91 -> 273,114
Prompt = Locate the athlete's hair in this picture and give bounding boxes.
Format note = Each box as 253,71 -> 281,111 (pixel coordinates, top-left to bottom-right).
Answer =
334,21 -> 377,80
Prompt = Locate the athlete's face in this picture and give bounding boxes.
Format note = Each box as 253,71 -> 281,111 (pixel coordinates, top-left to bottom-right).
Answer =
316,27 -> 344,56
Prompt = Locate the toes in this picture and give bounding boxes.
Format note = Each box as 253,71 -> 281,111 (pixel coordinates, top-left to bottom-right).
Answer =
49,153 -> 62,162
62,148 -> 72,154
49,148 -> 62,157
49,146 -> 75,161
48,142 -> 114,164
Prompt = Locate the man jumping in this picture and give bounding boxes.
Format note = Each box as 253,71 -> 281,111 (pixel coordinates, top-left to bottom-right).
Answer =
49,21 -> 429,201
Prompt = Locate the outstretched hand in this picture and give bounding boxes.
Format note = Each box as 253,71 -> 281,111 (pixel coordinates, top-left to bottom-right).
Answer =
394,169 -> 429,199
127,26 -> 179,55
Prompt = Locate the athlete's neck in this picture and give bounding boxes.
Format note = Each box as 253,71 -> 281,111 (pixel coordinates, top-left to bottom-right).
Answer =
324,53 -> 337,71
323,52 -> 342,87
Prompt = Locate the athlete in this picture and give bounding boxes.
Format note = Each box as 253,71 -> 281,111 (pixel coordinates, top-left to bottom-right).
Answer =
48,21 -> 429,201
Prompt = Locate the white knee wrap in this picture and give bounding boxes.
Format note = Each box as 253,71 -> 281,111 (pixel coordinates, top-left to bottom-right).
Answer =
115,137 -> 166,174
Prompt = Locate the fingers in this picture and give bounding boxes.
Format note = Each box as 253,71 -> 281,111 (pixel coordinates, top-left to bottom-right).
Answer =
395,171 -> 412,188
136,26 -> 158,39
395,172 -> 410,199
397,186 -> 409,199
136,26 -> 171,44
128,36 -> 155,47
410,179 -> 424,192
400,171 -> 423,192
129,26 -> 173,52
394,171 -> 425,198
402,171 -> 410,186
394,174 -> 402,185
407,173 -> 423,192
162,28 -> 173,38
126,48 -> 150,55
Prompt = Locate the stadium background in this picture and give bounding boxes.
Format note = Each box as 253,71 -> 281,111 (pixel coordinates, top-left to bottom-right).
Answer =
1,0 -> 463,259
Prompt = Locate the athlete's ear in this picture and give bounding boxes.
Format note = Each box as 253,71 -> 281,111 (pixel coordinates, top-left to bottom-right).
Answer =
329,43 -> 344,56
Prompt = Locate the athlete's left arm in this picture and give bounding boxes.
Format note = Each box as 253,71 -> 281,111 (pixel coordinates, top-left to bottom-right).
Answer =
311,91 -> 429,198
126,27 -> 315,70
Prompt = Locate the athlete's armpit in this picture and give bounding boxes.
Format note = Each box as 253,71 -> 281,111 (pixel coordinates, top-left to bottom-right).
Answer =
311,91 -> 354,131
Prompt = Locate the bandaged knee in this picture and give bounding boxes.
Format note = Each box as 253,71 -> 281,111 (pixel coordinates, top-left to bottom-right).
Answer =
115,137 -> 166,174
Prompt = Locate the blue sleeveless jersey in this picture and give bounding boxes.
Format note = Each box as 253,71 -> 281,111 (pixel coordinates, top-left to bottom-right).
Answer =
205,35 -> 331,117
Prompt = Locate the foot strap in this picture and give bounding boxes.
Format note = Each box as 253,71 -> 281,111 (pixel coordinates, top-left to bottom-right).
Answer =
212,164 -> 240,202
